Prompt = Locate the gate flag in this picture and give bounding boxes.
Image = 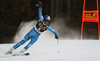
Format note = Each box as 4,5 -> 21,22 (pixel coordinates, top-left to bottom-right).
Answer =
81,0 -> 99,39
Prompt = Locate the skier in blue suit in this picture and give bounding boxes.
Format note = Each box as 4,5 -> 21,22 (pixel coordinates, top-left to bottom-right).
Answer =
6,2 -> 59,54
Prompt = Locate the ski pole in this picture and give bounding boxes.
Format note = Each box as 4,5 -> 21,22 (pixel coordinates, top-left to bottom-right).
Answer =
57,39 -> 59,53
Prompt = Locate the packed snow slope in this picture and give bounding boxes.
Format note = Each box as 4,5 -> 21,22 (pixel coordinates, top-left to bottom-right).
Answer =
0,40 -> 100,61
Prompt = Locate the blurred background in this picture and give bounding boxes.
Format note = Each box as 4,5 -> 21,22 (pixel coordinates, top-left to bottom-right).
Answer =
0,0 -> 100,43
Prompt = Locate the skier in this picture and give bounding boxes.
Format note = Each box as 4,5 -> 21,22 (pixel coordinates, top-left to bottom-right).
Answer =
6,2 -> 59,55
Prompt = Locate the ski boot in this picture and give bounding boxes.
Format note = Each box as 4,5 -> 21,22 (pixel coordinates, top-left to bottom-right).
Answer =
5,47 -> 15,55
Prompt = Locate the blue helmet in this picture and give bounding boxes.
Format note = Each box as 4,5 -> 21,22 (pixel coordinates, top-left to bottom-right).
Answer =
44,15 -> 50,21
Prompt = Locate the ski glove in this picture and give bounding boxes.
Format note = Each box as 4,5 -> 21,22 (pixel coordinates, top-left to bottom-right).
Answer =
35,1 -> 42,7
55,35 -> 59,39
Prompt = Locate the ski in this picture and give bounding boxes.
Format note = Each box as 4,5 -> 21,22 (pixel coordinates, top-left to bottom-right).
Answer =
12,53 -> 30,56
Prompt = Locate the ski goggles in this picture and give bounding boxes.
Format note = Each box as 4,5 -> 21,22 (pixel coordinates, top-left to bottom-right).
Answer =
44,19 -> 49,22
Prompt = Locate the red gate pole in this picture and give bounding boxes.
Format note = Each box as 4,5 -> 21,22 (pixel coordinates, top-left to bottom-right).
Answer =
97,0 -> 100,39
81,0 -> 86,39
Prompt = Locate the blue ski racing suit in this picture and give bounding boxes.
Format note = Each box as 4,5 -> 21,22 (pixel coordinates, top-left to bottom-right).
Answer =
13,6 -> 57,50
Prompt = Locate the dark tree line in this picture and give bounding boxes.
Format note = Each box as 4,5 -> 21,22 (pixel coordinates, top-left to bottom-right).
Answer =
0,0 -> 100,43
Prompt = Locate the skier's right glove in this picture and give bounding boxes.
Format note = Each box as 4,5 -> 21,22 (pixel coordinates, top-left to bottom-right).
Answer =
35,1 -> 42,7
55,35 -> 59,39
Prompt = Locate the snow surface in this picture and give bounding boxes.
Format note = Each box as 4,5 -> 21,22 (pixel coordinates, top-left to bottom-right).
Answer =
0,40 -> 100,61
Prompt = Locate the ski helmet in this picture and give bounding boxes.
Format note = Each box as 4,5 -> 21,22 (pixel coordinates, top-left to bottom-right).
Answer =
44,15 -> 50,21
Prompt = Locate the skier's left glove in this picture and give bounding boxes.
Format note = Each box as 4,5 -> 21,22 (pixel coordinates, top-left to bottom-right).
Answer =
55,35 -> 59,39
35,1 -> 42,7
